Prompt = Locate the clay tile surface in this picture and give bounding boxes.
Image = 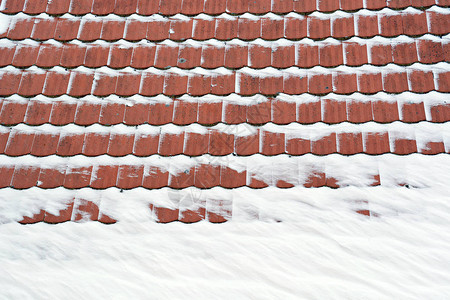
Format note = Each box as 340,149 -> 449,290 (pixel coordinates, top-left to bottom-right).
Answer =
0,0 -> 449,226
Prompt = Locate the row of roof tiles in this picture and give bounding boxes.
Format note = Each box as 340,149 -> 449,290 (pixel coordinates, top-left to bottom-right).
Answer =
1,123 -> 448,157
1,0 -> 448,15
1,96 -> 448,126
18,197 -> 230,224
18,196 -> 376,224
2,37 -> 447,69
19,198 -> 117,224
2,8 -> 448,41
9,185 -> 410,224
2,152 -> 447,190
1,65 -> 448,97
0,157 -> 407,190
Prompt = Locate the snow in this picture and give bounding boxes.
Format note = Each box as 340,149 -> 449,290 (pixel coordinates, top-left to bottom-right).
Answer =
0,13 -> 11,35
1,185 -> 450,299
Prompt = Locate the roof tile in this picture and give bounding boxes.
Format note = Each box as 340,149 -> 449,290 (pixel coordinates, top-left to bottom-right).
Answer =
0,130 -> 9,153
272,99 -> 296,125
215,17 -> 238,40
340,0 -> 364,10
364,132 -> 390,154
73,199 -> 100,222
116,72 -> 141,96
261,131 -> 285,155
78,19 -> 103,41
249,44 -> 271,69
49,102 -> 77,125
19,209 -> 46,224
147,20 -> 170,41
31,19 -> 57,40
347,100 -> 373,123
308,15 -> 331,39
318,0 -> 340,11
54,18 -> 80,41
238,18 -> 261,40
209,130 -> 234,156
68,72 -> 94,97
124,103 -> 150,125
223,101 -> 247,124
338,132 -> 364,155
143,166 -> 169,189
392,137 -> 418,155
11,166 -> 40,189
0,100 -> 28,125
247,101 -> 271,124
169,18 -> 193,41
116,165 -> 144,189
332,14 -> 354,38
137,0 -> 159,15
198,101 -> 222,124
90,165 -> 119,189
44,201 -> 74,223
311,133 -> 337,155
124,19 -> 147,41
114,0 -> 138,15
298,100 -> 322,124
36,44 -> 63,68
75,102 -> 101,125
56,132 -> 85,156
23,0 -> 47,14
60,44 -> 86,68
92,0 -> 115,15
18,71 -> 46,96
201,45 -> 225,68
235,130 -> 259,155
286,137 -> 311,155
194,164 -> 221,188
83,132 -> 110,156
133,133 -> 159,156
108,132 -> 135,157
69,0 -> 93,14
169,167 -> 195,188
184,131 -> 209,156
181,0 -> 204,14
109,45 -> 133,68
322,98 -> 347,123
92,73 -> 118,96
1,0 -> 25,13
64,166 -> 92,189
159,131 -> 185,156
0,166 -> 15,188
148,102 -> 173,125
261,17 -> 284,40
193,18 -> 216,40
46,0 -> 71,14
12,44 -> 38,67
4,131 -> 34,156
355,14 -> 378,37
99,103 -> 126,125
25,101 -> 52,125
357,71 -> 382,94
343,42 -> 368,66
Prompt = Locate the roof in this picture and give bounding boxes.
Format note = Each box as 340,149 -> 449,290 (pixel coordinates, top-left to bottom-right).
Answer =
0,0 -> 449,224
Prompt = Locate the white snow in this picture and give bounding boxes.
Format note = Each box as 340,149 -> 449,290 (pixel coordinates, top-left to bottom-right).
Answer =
0,184 -> 450,298
0,13 -> 11,35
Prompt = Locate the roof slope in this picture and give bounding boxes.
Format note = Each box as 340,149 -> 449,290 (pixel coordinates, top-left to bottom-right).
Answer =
0,0 -> 449,224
